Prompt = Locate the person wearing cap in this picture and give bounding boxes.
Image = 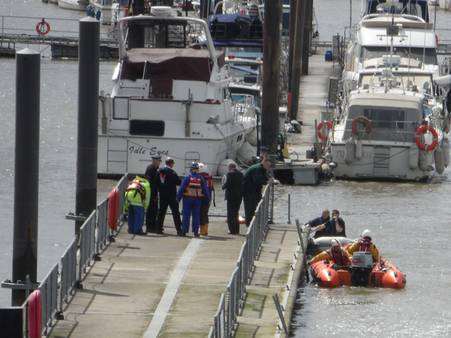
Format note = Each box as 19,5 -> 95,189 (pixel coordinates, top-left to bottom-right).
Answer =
346,229 -> 380,263
177,162 -> 210,237
243,157 -> 271,226
308,239 -> 351,268
156,158 -> 183,236
222,162 -> 243,234
145,155 -> 162,234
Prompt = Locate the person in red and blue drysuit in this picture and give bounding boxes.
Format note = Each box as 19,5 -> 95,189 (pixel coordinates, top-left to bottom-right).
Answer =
177,162 -> 210,237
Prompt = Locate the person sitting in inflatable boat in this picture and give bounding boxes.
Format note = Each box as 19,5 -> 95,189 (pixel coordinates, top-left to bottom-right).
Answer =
308,239 -> 351,269
346,229 -> 380,263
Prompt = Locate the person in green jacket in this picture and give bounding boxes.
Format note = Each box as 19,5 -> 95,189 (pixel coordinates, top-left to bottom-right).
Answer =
243,157 -> 271,226
124,177 -> 150,234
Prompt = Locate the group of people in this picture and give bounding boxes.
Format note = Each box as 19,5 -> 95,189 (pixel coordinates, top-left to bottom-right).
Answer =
123,154 -> 272,237
306,209 -> 346,238
124,156 -> 213,237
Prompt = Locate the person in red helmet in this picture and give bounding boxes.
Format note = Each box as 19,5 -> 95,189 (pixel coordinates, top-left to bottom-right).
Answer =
309,239 -> 351,268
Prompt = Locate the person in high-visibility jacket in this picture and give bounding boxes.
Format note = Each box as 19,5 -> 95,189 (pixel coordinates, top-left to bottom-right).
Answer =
177,162 -> 210,237
346,229 -> 380,263
309,239 -> 351,267
132,176 -> 151,210
124,179 -> 147,235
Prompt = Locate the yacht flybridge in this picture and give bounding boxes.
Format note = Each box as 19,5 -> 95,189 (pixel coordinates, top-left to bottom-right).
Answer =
97,13 -> 256,176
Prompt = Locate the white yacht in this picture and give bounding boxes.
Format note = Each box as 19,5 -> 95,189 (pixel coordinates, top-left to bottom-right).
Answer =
97,14 -> 256,176
343,0 -> 439,94
329,62 -> 449,181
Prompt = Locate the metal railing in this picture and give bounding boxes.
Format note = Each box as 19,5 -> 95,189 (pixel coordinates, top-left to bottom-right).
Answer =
209,183 -> 274,338
18,174 -> 129,337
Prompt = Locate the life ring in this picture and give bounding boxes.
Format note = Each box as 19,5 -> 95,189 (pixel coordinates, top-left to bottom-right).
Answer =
28,290 -> 42,338
36,19 -> 51,36
351,116 -> 372,135
108,188 -> 119,231
415,124 -> 439,152
316,120 -> 333,142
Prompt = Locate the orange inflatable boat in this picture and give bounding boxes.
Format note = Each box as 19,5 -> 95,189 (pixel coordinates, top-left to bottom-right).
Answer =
310,258 -> 406,289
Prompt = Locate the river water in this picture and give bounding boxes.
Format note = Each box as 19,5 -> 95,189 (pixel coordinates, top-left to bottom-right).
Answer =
0,4 -> 450,337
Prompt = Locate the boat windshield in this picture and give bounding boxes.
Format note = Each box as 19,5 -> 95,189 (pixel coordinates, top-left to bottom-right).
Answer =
364,0 -> 428,21
120,18 -> 207,51
361,46 -> 437,65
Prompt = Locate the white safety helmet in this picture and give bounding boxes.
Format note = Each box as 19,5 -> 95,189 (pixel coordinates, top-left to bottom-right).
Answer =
361,229 -> 372,239
198,162 -> 209,174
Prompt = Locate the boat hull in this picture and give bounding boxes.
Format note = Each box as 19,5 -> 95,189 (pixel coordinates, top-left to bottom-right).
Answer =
58,0 -> 85,11
310,259 -> 406,289
330,142 -> 431,181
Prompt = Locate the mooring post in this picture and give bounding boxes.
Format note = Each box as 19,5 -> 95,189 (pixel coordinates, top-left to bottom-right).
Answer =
289,0 -> 306,120
261,0 -> 282,157
75,17 -> 99,235
301,0 -> 313,75
11,48 -> 40,306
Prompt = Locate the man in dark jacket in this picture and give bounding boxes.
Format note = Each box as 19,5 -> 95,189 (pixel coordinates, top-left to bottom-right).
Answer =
307,209 -> 331,239
222,162 -> 243,234
243,158 -> 271,226
145,155 -> 161,233
156,158 -> 183,236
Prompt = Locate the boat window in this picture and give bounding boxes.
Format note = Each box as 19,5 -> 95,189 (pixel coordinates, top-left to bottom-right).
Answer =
129,120 -> 165,136
365,0 -> 428,21
363,108 -> 406,129
361,46 -> 437,65
360,74 -> 432,92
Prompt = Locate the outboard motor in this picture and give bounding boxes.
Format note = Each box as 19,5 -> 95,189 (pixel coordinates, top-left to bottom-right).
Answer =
349,252 -> 373,286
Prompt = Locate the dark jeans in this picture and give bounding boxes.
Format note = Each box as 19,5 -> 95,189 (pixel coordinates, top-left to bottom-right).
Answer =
243,194 -> 259,226
157,197 -> 182,234
227,199 -> 242,234
146,198 -> 158,232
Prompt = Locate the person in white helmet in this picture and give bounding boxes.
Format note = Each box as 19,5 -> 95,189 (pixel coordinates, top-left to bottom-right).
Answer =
346,229 -> 380,263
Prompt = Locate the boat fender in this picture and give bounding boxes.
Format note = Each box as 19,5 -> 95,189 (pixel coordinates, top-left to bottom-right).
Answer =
434,146 -> 445,174
355,139 -> 363,160
443,138 -> 450,167
415,125 -> 438,152
108,188 -> 119,231
419,150 -> 434,171
28,290 -> 42,338
408,145 -> 419,170
344,138 -> 355,164
316,120 -> 333,142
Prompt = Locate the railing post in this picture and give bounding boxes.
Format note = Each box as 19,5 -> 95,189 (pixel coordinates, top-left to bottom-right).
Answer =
287,193 -> 291,224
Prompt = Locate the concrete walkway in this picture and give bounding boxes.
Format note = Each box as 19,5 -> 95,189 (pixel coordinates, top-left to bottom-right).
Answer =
50,220 -> 245,338
288,53 -> 338,157
235,223 -> 304,337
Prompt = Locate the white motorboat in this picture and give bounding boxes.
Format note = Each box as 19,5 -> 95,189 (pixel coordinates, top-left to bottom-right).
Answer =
97,13 -> 256,176
328,61 -> 449,181
58,0 -> 86,11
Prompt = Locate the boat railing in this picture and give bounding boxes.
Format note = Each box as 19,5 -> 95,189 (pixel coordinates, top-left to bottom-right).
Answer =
18,174 -> 129,337
209,182 -> 274,338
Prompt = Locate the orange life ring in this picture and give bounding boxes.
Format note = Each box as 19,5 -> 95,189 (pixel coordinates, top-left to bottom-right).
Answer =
415,124 -> 439,152
36,19 -> 51,36
352,116 -> 372,135
317,120 -> 333,142
28,290 -> 42,338
108,188 -> 119,231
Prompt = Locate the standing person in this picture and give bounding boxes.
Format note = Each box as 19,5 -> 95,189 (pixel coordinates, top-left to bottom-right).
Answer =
306,209 -> 331,239
156,158 -> 183,236
177,162 -> 210,237
124,179 -> 147,235
145,155 -> 161,233
222,162 -> 243,235
329,209 -> 346,237
199,163 -> 214,236
243,158 -> 271,226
